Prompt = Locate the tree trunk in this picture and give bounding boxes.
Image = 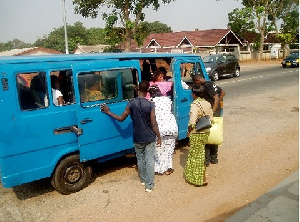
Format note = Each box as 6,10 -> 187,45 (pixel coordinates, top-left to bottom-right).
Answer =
124,34 -> 131,52
123,0 -> 131,52
258,30 -> 264,61
283,43 -> 288,59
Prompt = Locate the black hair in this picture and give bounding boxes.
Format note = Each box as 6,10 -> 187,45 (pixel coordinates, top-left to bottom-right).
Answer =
158,67 -> 167,75
138,80 -> 150,92
51,75 -> 59,89
192,74 -> 202,81
192,85 -> 205,98
148,85 -> 163,98
152,69 -> 166,81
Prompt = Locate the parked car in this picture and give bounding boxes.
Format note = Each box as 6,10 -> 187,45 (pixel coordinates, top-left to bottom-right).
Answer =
202,54 -> 240,81
281,51 -> 299,68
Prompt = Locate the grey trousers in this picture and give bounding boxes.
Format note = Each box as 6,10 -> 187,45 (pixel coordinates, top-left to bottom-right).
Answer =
205,144 -> 218,164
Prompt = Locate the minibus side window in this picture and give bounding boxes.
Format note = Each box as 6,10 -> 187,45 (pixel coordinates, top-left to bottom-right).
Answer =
16,72 -> 49,111
180,62 -> 196,89
195,62 -> 205,77
50,70 -> 74,105
78,68 -> 137,103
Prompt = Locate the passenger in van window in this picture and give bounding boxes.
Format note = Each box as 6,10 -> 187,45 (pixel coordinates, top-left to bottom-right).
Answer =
146,69 -> 173,99
30,74 -> 47,107
141,59 -> 151,82
51,75 -> 64,106
58,71 -> 71,103
148,85 -> 178,175
86,81 -> 105,101
101,81 -> 161,193
193,75 -> 225,167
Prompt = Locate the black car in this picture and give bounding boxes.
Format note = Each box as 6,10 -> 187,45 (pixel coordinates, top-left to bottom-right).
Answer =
202,54 -> 240,81
281,51 -> 299,68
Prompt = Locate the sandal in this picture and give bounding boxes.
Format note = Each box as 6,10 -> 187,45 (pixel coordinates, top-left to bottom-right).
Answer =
165,168 -> 174,175
202,176 -> 208,186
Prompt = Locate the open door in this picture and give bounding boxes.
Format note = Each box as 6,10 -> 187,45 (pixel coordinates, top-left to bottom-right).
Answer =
172,59 -> 207,140
72,60 -> 140,162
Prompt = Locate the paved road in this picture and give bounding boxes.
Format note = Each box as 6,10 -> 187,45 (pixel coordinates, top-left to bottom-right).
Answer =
226,170 -> 299,222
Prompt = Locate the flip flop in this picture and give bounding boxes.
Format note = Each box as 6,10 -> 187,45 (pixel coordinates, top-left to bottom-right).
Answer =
165,168 -> 174,175
202,180 -> 208,186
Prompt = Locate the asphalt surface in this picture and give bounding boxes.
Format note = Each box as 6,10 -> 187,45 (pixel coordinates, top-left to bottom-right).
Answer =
226,170 -> 299,222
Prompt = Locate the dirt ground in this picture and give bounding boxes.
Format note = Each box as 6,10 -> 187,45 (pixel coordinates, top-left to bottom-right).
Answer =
0,60 -> 298,222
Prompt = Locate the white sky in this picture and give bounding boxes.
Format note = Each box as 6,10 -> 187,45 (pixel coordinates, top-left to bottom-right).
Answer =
0,0 -> 243,43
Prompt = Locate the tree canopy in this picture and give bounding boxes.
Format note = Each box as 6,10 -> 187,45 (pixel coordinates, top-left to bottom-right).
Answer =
135,21 -> 172,46
228,8 -> 255,38
34,22 -> 106,53
0,39 -> 32,52
228,0 -> 299,60
73,0 -> 175,51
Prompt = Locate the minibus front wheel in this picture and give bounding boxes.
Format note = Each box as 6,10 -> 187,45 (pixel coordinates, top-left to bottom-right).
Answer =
51,154 -> 92,195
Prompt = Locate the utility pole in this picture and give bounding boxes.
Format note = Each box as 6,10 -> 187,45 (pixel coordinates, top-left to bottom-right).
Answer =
62,0 -> 69,54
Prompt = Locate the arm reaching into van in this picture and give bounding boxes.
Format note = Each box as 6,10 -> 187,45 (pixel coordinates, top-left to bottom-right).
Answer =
101,105 -> 130,122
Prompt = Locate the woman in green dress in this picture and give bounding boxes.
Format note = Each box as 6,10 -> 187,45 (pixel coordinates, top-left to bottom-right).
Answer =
184,85 -> 213,186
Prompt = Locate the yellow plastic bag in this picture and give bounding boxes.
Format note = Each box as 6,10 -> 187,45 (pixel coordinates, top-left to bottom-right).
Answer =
206,117 -> 223,145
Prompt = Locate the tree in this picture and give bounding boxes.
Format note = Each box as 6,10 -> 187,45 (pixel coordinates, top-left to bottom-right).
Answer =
239,0 -> 299,60
73,0 -> 175,51
267,0 -> 298,34
34,22 -> 106,52
135,21 -> 172,46
0,39 -> 32,52
35,22 -> 86,52
227,8 -> 255,38
242,0 -> 274,60
85,27 -> 106,45
277,6 -> 299,58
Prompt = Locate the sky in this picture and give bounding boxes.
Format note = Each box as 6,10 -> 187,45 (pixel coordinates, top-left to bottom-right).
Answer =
0,0 -> 243,44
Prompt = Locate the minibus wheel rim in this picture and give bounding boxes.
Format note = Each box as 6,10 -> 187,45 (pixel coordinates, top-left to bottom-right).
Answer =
64,164 -> 83,184
51,154 -> 92,194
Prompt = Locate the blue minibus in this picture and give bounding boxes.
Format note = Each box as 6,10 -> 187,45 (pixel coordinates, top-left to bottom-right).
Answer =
0,53 -> 209,194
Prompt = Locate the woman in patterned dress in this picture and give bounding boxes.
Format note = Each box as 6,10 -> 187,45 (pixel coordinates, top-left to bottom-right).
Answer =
148,85 -> 178,175
184,85 -> 213,186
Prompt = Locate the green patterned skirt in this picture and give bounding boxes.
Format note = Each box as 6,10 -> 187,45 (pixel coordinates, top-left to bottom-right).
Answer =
184,132 -> 209,186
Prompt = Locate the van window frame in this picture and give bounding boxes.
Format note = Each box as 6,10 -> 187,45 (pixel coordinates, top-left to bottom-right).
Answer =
77,67 -> 139,108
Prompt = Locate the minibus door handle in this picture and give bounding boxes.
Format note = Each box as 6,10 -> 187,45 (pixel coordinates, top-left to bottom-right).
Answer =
81,118 -> 93,124
70,125 -> 83,136
181,98 -> 188,102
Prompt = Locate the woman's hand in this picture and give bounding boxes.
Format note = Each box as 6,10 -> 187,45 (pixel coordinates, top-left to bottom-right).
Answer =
156,138 -> 162,147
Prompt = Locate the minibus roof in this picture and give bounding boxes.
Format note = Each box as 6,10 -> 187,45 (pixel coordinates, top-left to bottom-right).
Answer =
0,53 -> 201,65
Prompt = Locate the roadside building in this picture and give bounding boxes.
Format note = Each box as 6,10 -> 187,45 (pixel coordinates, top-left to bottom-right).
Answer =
140,29 -> 243,58
73,44 -> 110,54
0,47 -> 62,56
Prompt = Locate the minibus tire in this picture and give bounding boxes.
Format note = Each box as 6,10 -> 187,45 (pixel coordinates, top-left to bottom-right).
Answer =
51,154 -> 92,195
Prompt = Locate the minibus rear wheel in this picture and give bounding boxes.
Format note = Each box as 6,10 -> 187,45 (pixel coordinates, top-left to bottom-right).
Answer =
51,154 -> 92,195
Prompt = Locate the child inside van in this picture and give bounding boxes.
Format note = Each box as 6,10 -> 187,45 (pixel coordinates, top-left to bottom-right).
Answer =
51,75 -> 64,106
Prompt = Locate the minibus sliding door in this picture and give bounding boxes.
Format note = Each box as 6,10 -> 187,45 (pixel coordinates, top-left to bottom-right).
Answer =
72,60 -> 140,162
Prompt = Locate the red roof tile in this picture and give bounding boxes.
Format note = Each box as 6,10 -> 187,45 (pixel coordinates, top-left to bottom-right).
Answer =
142,29 -> 242,48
